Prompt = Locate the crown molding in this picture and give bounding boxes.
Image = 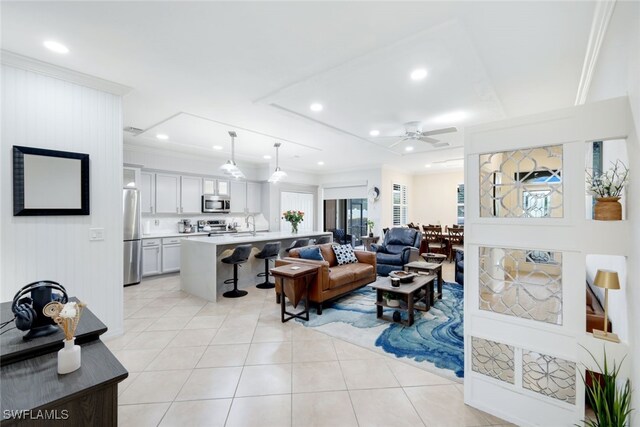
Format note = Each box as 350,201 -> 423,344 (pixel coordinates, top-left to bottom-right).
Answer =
575,0 -> 617,105
1,50 -> 132,96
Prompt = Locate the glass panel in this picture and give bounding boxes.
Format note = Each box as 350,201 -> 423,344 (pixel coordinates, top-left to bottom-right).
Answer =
471,337 -> 514,384
347,198 -> 368,246
479,246 -> 562,325
522,350 -> 576,404
480,145 -> 563,218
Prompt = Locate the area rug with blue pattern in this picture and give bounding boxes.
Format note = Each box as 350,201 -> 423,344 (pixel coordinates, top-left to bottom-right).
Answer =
296,278 -> 464,380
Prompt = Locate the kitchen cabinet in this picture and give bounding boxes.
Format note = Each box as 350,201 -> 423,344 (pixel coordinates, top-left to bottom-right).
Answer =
155,173 -> 181,214
246,182 -> 262,213
161,237 -> 182,273
230,180 -> 247,213
142,242 -> 161,276
180,176 -> 202,214
140,172 -> 155,214
203,178 -> 230,196
123,167 -> 141,189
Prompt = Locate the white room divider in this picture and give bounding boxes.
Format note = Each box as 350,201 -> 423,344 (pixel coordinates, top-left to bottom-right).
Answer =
463,97 -> 634,425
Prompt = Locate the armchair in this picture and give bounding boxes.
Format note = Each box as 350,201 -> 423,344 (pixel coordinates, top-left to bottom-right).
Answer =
371,227 -> 421,276
454,249 -> 464,286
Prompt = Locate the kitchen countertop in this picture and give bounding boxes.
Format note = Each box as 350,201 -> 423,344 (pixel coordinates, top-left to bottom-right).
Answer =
142,231 -> 209,239
186,230 -> 331,246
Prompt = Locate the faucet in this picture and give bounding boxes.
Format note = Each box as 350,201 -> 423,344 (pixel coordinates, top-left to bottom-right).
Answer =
245,214 -> 256,236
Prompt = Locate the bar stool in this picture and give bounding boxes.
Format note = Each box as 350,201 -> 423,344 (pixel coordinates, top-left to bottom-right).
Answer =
285,238 -> 310,254
315,235 -> 331,245
254,242 -> 281,289
221,244 -> 253,298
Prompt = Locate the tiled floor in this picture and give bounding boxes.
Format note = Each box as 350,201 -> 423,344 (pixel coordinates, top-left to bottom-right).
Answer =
107,262 -> 513,427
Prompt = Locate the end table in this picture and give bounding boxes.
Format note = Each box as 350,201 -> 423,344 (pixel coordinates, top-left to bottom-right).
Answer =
271,264 -> 319,322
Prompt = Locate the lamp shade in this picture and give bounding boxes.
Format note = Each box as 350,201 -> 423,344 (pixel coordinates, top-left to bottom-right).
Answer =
594,269 -> 620,290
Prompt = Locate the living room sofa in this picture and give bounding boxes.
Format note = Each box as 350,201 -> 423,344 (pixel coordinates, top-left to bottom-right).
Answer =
370,227 -> 421,276
274,243 -> 376,314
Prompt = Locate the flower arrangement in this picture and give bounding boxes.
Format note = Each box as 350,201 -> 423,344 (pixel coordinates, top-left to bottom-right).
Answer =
44,301 -> 86,341
586,160 -> 629,198
283,210 -> 304,233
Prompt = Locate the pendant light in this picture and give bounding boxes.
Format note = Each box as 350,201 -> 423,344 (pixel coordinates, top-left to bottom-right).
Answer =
220,131 -> 245,179
268,142 -> 287,183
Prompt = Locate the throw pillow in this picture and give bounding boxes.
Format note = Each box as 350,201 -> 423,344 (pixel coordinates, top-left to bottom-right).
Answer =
298,246 -> 324,261
331,244 -> 358,265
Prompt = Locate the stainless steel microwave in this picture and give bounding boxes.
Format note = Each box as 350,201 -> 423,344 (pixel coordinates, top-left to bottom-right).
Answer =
202,195 -> 230,213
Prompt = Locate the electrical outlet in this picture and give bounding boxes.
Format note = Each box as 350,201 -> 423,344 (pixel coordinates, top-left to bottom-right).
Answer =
89,228 -> 105,241
154,219 -> 160,226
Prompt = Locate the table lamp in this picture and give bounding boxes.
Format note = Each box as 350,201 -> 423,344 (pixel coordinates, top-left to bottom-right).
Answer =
592,269 -> 620,343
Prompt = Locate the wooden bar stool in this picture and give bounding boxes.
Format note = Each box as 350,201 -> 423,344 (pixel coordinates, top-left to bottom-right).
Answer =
221,244 -> 252,298
254,242 -> 281,289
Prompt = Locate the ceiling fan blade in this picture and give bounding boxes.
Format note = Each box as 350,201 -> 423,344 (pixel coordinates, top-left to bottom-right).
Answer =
419,136 -> 440,144
388,137 -> 409,148
421,126 -> 457,137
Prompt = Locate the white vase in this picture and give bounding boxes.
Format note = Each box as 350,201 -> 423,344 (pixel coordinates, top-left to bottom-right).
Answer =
386,299 -> 400,308
58,338 -> 81,374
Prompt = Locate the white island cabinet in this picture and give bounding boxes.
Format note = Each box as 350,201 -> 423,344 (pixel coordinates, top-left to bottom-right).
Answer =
181,231 -> 332,301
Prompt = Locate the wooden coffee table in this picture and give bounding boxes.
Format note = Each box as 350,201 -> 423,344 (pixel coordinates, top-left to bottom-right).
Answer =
271,264 -> 319,322
370,274 -> 436,326
404,261 -> 443,304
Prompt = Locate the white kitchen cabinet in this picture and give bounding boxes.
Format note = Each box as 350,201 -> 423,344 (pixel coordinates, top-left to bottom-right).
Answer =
155,173 -> 181,214
203,178 -> 230,196
162,243 -> 181,273
217,179 -> 230,196
246,182 -> 262,213
230,180 -> 247,213
140,172 -> 155,214
203,178 -> 216,195
180,176 -> 202,214
142,244 -> 161,276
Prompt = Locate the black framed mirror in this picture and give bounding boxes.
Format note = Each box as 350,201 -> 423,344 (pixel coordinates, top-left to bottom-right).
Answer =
13,146 -> 90,216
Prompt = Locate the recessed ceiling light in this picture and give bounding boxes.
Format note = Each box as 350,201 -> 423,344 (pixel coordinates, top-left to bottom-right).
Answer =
425,164 -> 432,168
310,103 -> 323,112
43,40 -> 69,54
263,155 -> 272,159
405,146 -> 414,152
431,111 -> 468,124
410,68 -> 428,81
369,130 -> 380,137
212,145 -> 223,150
317,161 -> 324,165
156,134 -> 169,140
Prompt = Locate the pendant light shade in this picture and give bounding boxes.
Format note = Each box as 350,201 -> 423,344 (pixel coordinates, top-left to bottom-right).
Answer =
268,142 -> 287,183
220,131 -> 245,179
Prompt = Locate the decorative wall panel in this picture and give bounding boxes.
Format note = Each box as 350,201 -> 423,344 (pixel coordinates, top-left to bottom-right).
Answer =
479,247 -> 562,325
522,350 -> 576,404
479,145 -> 563,218
471,337 -> 515,384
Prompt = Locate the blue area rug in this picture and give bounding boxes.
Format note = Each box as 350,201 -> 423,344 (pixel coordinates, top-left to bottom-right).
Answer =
296,279 -> 464,380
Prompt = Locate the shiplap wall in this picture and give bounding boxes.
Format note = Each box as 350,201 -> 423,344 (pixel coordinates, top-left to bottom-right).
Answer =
1,65 -> 124,336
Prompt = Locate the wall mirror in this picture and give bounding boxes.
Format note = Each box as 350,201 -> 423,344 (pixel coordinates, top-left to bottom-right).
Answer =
13,146 -> 90,216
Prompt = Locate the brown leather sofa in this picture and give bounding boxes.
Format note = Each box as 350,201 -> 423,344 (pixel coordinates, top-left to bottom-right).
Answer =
586,284 -> 611,333
274,243 -> 376,314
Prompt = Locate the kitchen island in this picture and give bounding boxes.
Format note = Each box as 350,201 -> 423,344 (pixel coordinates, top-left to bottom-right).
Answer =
180,231 -> 332,301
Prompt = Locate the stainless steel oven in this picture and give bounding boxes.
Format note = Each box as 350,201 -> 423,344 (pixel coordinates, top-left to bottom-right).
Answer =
202,194 -> 230,213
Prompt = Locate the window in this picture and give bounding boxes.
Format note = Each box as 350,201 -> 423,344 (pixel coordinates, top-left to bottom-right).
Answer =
457,184 -> 464,225
392,183 -> 408,225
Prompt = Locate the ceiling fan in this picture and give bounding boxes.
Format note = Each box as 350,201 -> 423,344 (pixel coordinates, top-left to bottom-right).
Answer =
380,121 -> 457,148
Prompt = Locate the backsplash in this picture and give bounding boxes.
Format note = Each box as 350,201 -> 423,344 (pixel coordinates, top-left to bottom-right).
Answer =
142,214 -> 269,234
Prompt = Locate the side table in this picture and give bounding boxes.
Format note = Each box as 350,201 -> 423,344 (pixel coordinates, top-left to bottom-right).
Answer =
404,261 -> 443,304
271,264 -> 319,322
361,236 -> 380,251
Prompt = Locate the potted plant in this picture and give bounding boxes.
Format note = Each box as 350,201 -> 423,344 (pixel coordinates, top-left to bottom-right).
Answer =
586,160 -> 629,220
383,291 -> 400,307
580,347 -> 632,427
282,210 -> 304,234
366,219 -> 375,237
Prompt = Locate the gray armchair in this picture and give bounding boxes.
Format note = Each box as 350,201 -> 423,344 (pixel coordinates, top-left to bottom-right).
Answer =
371,227 -> 422,276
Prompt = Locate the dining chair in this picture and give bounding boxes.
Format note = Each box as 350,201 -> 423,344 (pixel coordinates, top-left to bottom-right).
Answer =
423,226 -> 448,257
447,228 -> 464,261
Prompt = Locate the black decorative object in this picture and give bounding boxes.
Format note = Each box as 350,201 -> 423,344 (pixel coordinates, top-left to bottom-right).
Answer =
11,281 -> 68,340
13,146 -> 90,216
392,311 -> 401,322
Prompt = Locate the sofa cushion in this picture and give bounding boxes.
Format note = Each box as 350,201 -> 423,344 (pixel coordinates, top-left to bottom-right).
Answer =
385,244 -> 408,255
340,263 -> 374,281
376,252 -> 404,266
319,243 -> 338,266
298,246 -> 324,261
386,228 -> 419,246
332,244 -> 358,265
328,268 -> 355,289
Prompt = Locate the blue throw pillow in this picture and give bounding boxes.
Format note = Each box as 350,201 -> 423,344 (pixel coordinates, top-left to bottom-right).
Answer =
298,246 -> 324,261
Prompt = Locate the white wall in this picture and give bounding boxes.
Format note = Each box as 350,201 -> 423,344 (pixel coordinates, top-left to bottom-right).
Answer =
1,65 -> 124,335
412,170 -> 464,227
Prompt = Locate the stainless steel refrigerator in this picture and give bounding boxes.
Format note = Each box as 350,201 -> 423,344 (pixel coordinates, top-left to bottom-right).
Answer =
123,188 -> 142,286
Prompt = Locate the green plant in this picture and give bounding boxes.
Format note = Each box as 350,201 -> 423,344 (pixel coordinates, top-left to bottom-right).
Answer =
366,219 -> 375,230
586,160 -> 629,198
580,346 -> 632,427
382,291 -> 399,300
